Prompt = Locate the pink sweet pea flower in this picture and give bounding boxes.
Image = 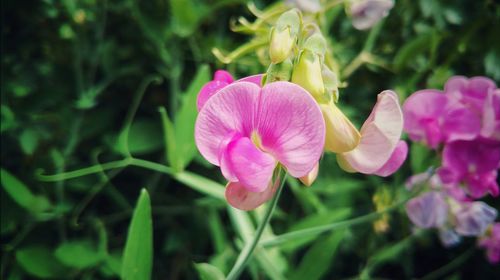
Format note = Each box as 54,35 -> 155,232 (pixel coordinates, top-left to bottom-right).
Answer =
336,91 -> 407,176
403,89 -> 481,148
195,80 -> 325,210
481,88 -> 500,141
197,70 -> 234,111
445,76 -> 497,116
438,140 -> 500,198
478,223 -> 500,264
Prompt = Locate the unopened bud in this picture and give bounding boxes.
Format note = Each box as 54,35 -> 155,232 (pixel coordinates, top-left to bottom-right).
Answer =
320,102 -> 361,153
291,50 -> 325,100
269,27 -> 295,63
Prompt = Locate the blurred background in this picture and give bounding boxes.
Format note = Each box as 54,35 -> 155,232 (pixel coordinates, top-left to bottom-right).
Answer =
1,0 -> 499,279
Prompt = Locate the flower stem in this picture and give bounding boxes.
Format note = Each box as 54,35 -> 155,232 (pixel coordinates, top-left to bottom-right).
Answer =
226,171 -> 288,280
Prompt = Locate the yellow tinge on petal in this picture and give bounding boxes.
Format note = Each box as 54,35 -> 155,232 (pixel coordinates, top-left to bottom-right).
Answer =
320,102 -> 361,153
291,50 -> 325,99
299,163 -> 319,187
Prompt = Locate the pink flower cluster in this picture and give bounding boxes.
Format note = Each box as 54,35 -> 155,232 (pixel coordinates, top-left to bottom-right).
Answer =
403,76 -> 500,264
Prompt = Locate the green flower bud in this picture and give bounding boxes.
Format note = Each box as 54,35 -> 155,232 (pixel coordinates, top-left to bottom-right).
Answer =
291,50 -> 325,100
269,27 -> 295,63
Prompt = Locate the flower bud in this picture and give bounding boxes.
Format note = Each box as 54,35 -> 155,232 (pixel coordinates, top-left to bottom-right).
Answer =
269,9 -> 301,63
320,102 -> 361,153
266,59 -> 294,83
269,27 -> 295,63
292,50 -> 325,100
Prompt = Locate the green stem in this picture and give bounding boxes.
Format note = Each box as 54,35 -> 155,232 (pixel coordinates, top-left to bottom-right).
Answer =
226,171 -> 288,280
419,249 -> 474,280
260,199 -> 407,248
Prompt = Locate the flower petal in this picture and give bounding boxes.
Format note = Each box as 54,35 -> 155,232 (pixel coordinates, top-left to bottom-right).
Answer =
195,82 -> 259,165
225,180 -> 277,211
481,89 -> 500,141
197,80 -> 230,111
441,105 -> 481,142
299,163 -> 319,186
227,137 -> 277,192
406,191 -> 448,228
374,140 -> 408,177
339,90 -> 403,174
321,102 -> 361,153
403,89 -> 448,147
236,74 -> 264,87
214,70 -> 234,84
255,82 -> 325,177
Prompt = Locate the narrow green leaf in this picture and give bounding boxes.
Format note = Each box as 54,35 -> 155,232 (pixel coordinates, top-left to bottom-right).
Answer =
55,240 -> 103,269
174,171 -> 225,200
19,129 -> 39,155
194,263 -> 225,280
158,106 -> 178,171
1,168 -> 51,213
16,246 -> 69,278
121,189 -> 153,280
174,64 -> 210,170
127,119 -> 163,155
290,230 -> 345,280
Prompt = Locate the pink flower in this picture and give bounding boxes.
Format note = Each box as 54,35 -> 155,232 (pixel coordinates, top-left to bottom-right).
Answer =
438,140 -> 500,198
403,89 -> 481,148
336,91 -> 407,176
478,223 -> 500,264
197,70 -> 234,111
195,80 -> 325,210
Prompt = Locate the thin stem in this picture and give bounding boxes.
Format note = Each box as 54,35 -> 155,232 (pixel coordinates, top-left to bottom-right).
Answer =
419,248 -> 474,280
37,158 -> 132,181
226,171 -> 288,280
260,198 -> 406,248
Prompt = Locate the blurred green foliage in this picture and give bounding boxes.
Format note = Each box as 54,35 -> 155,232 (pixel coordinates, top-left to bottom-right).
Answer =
1,0 -> 499,279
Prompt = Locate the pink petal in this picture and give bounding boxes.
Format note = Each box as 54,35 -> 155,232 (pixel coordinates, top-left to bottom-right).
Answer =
403,89 -> 448,147
445,76 -> 496,114
197,80 -> 230,111
255,82 -> 325,177
374,140 -> 408,177
406,191 -> 448,228
441,105 -> 481,142
225,180 -> 278,211
236,74 -> 264,87
214,70 -> 234,83
218,132 -> 242,181
339,90 -> 404,174
481,89 -> 500,141
227,137 -> 277,192
195,82 -> 259,165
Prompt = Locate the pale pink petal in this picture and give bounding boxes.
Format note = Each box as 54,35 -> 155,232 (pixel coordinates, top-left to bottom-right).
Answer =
403,89 -> 448,147
225,180 -> 277,211
374,140 -> 408,177
197,80 -> 230,111
195,82 -> 259,165
227,137 -> 277,192
255,82 -> 325,177
214,70 -> 234,84
236,74 -> 264,87
339,90 -> 403,174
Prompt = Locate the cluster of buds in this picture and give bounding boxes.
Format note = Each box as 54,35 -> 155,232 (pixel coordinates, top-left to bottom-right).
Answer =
266,9 -> 407,185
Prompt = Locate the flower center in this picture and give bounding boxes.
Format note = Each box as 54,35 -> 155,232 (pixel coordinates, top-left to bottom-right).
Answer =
251,131 -> 264,150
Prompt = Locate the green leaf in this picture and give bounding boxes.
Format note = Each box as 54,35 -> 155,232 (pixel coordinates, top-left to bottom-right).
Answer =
55,240 -> 103,269
159,107 -> 178,171
20,128 -> 39,155
16,246 -> 69,278
0,168 -> 51,213
410,143 -> 435,173
194,263 -> 225,280
121,189 -> 153,280
173,65 -> 210,171
127,119 -> 163,155
170,0 -> 208,37
290,230 -> 345,280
